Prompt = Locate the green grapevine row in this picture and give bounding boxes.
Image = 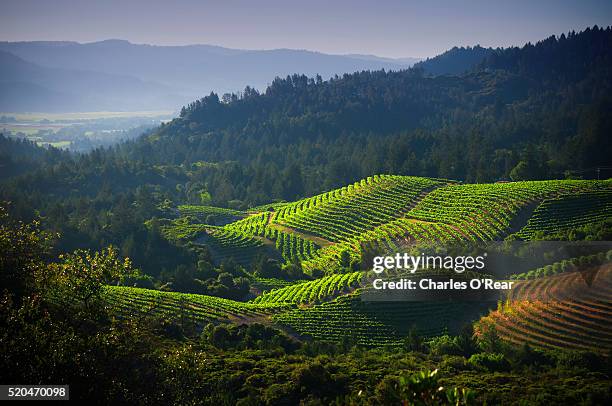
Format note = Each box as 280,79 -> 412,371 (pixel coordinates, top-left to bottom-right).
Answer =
406,180 -> 606,240
513,189 -> 612,240
273,175 -> 443,242
510,250 -> 612,280
103,286 -> 289,325
253,272 -> 363,304
201,227 -> 265,264
273,293 -> 490,346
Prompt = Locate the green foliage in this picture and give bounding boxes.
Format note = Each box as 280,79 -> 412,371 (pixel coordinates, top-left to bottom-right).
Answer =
253,272 -> 362,305
274,175 -> 441,243
47,247 -> 135,313
199,190 -> 212,205
376,369 -> 475,405
0,220 -> 608,404
468,352 -> 510,372
403,325 -> 425,352
178,204 -> 244,224
197,227 -> 265,265
0,205 -> 53,300
513,189 -> 612,240
475,321 -> 506,353
103,285 -> 287,328
1,26 -> 612,404
428,335 -> 464,356
273,293 -> 488,347
510,249 -> 612,280
555,350 -> 607,372
407,180 -> 601,240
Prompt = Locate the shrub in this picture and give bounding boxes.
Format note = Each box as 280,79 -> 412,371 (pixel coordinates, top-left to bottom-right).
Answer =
468,352 -> 510,372
440,355 -> 470,372
556,350 -> 606,372
428,335 -> 462,356
513,342 -> 553,367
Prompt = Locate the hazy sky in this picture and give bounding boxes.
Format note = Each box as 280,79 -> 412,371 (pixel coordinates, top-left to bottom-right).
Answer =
1,0 -> 611,58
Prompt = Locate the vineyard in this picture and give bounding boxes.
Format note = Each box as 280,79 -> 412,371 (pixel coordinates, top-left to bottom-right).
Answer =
252,272 -> 363,305
512,189 -> 612,240
159,177 -> 612,273
145,176 -> 612,348
510,250 -> 612,280
103,286 -> 289,325
272,175 -> 443,242
224,213 -> 322,263
197,227 -> 267,265
355,218 -> 467,256
477,263 -> 612,353
157,217 -> 207,242
273,293 -> 491,346
404,180 -> 605,240
177,204 -> 246,225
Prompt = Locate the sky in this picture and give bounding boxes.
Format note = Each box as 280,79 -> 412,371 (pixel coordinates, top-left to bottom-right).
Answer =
1,0 -> 611,58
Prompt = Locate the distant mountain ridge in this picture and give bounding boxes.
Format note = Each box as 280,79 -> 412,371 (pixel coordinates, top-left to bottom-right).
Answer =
0,50 -> 181,112
0,40 -> 419,112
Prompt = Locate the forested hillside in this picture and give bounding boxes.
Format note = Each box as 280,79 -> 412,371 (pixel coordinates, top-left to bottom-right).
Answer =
413,45 -> 494,76
118,26 -> 611,203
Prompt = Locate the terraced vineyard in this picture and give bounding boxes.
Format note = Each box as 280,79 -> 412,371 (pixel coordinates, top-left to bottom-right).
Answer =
510,250 -> 612,280
224,212 -> 322,263
147,176 -> 612,348
178,204 -> 245,225
405,180 -> 606,240
224,212 -> 271,235
273,175 -> 444,242
477,263 -> 612,353
160,177 -> 612,273
273,293 -> 490,346
253,272 -> 363,305
197,227 -> 266,265
355,217 -> 467,256
104,286 -> 289,325
513,188 -> 612,240
508,261 -> 612,301
158,217 -> 207,242
249,276 -> 306,292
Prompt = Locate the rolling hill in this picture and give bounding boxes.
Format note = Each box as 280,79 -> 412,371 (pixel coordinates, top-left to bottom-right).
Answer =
107,176 -> 612,351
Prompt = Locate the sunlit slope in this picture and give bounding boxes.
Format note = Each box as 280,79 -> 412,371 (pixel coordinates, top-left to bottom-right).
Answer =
178,204 -> 246,225
297,179 -> 612,273
221,175 -> 448,271
252,272 -> 363,305
160,177 -> 612,276
476,262 -> 612,354
225,212 -> 323,263
272,175 -> 444,242
404,180 -> 609,240
109,178 -> 612,348
197,227 -> 269,265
